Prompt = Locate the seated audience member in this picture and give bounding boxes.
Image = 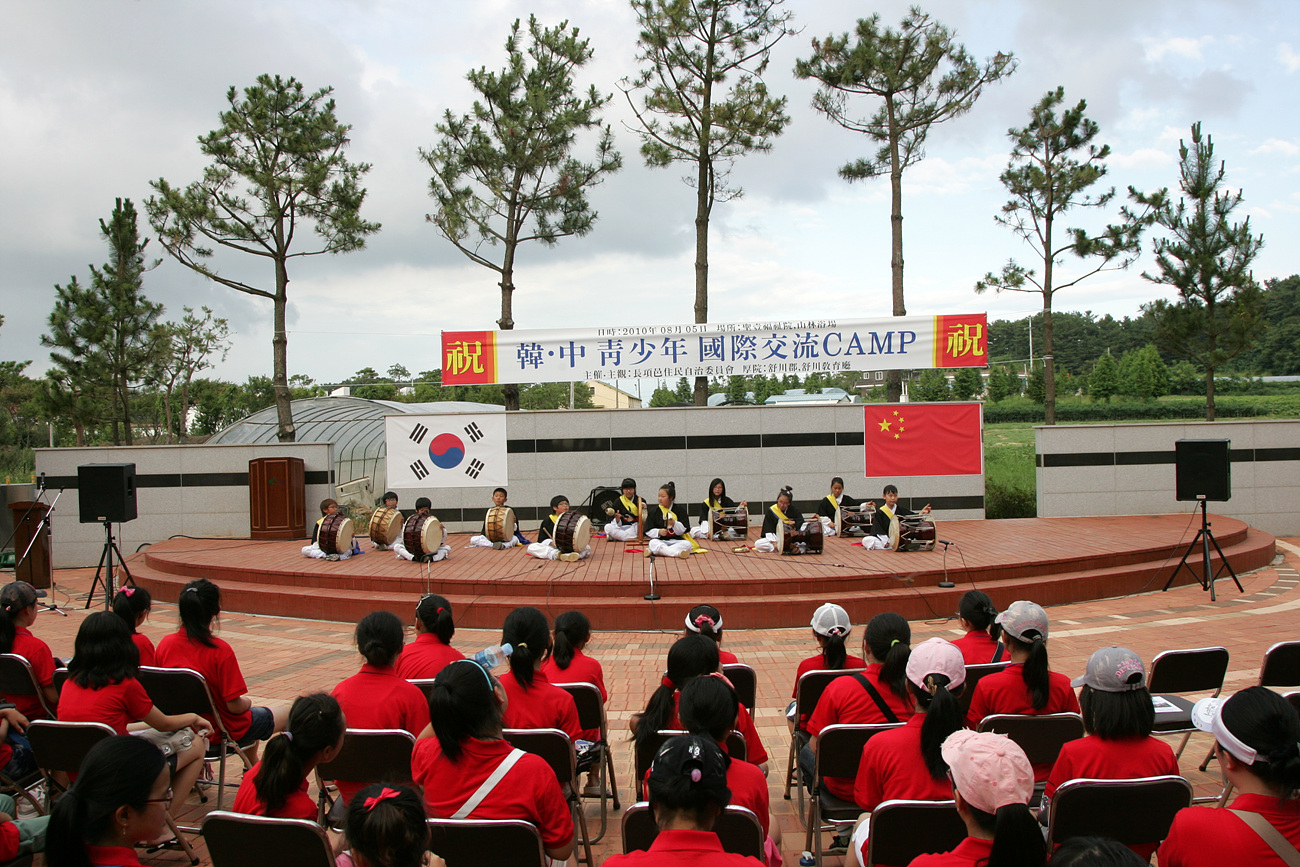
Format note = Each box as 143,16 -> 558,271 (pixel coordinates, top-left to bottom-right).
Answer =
396,593 -> 464,680
155,578 -> 289,762
411,659 -> 574,863
113,586 -> 156,666
907,729 -> 1046,867
645,481 -> 695,559
0,580 -> 58,719
1049,836 -> 1147,866
0,703 -> 37,791
393,498 -> 450,563
790,603 -> 866,730
45,736 -> 170,867
497,607 -> 584,741
540,610 -> 607,701
950,590 -> 1004,666
527,495 -> 590,562
1157,686 -> 1300,867
0,786 -> 47,863
1041,646 -> 1177,860
344,783 -> 445,867
603,478 -> 643,542
469,487 -> 528,549
870,484 -> 931,549
691,477 -> 747,540
602,734 -> 764,867
685,604 -> 736,663
303,498 -> 352,561
231,693 -> 345,819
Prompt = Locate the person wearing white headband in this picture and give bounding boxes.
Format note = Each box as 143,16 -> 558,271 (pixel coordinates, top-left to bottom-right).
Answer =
684,604 -> 737,664
1158,686 -> 1300,866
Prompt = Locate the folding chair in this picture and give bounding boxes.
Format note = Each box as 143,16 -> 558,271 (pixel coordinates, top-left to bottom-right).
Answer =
407,678 -> 436,703
976,713 -> 1084,805
633,729 -> 747,799
137,665 -> 251,811
1146,646 -> 1229,759
203,810 -> 335,867
621,801 -> 765,858
957,662 -> 1010,721
427,817 -> 546,867
1286,691 -> 1300,719
28,720 -> 199,865
0,655 -> 55,720
314,728 -> 415,826
804,723 -> 899,864
865,799 -> 965,867
503,728 -> 592,867
1046,775 -> 1192,852
722,663 -> 757,711
555,681 -> 621,842
783,668 -> 864,814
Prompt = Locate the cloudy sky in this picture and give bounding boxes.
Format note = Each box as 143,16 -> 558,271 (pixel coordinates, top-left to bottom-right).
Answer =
2,0 -> 1297,395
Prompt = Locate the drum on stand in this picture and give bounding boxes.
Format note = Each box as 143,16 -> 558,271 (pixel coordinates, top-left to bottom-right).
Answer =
777,519 -> 823,555
485,506 -> 516,543
318,513 -> 355,556
368,507 -> 402,545
403,513 -> 444,558
889,516 -> 936,552
708,506 -> 748,539
554,510 -> 593,554
836,503 -> 876,537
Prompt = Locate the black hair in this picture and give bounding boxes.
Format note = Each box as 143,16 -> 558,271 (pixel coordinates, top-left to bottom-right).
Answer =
551,610 -> 591,670
320,498 -> 337,514
647,734 -> 731,829
686,604 -> 723,643
1049,836 -> 1147,867
356,610 -> 405,668
492,487 -> 507,497
621,478 -> 637,491
254,693 -> 344,815
550,495 -> 568,511
659,481 -> 676,501
415,594 -> 455,645
502,606 -> 551,689
69,611 -> 139,690
177,577 -> 221,649
776,486 -> 793,503
1005,631 -> 1051,711
1078,685 -> 1155,739
678,675 -> 739,743
0,590 -> 35,654
865,612 -> 911,704
967,802 -> 1047,867
909,675 -> 965,781
112,586 -> 152,635
958,590 -> 1002,642
430,660 -> 503,762
1220,685 -> 1300,796
414,497 -> 431,511
882,484 -> 898,496
633,635 -> 720,751
46,735 -> 166,867
383,491 -> 399,503
705,478 -> 726,503
831,476 -> 845,488
345,783 -> 431,867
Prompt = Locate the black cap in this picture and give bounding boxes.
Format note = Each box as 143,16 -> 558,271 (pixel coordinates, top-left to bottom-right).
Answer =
648,734 -> 729,797
0,581 -> 46,611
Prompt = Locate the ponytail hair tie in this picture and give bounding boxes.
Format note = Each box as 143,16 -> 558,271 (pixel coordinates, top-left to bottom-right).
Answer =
661,675 -> 674,689
890,639 -> 900,647
695,615 -> 714,629
282,731 -> 294,743
516,642 -> 528,650
123,587 -> 136,598
436,607 -> 446,615
689,768 -> 702,782
364,787 -> 400,811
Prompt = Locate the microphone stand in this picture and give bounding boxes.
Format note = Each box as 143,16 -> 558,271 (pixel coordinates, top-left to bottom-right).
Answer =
644,552 -> 660,601
15,481 -> 69,616
937,540 -> 955,588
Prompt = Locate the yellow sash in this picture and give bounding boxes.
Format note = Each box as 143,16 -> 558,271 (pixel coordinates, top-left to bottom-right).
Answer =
620,495 -> 640,517
770,503 -> 792,525
880,504 -> 895,523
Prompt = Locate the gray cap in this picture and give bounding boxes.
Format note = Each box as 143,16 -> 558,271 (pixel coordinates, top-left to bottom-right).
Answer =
995,600 -> 1049,642
0,581 -> 46,611
1072,646 -> 1146,692
811,603 -> 852,638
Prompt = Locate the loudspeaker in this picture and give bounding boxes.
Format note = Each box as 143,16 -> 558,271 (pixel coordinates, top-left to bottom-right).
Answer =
78,463 -> 138,523
588,485 -> 621,523
1175,439 -> 1231,502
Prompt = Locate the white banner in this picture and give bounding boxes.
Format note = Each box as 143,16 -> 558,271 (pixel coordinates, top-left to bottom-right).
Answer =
384,413 -> 508,489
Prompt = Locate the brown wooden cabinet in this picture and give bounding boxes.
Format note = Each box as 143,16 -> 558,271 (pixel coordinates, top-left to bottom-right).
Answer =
8,501 -> 51,588
248,457 -> 307,540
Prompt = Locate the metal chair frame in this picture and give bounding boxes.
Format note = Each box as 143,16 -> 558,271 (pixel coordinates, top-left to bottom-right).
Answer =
555,680 -> 621,843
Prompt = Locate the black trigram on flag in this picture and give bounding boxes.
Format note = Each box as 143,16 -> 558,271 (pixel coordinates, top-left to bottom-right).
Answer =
409,423 -> 429,444
465,459 -> 485,480
464,422 -> 484,443
410,460 -> 430,480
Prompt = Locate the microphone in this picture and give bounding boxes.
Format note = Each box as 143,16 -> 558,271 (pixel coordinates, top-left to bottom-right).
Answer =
938,539 -> 954,547
37,472 -> 45,491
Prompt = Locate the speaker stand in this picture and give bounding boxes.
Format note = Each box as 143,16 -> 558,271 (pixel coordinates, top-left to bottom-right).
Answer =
1163,499 -> 1243,602
86,520 -> 135,610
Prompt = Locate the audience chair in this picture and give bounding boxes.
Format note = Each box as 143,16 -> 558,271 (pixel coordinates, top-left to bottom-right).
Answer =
203,810 -> 335,867
50,669 -> 68,700
621,801 -> 765,859
1147,646 -> 1230,759
427,817 -> 546,867
633,729 -> 746,799
503,728 -> 593,867
137,665 -> 251,811
865,799 -> 965,867
976,713 -> 1084,806
957,662 -> 1010,721
804,723 -> 900,864
783,668 -> 865,814
314,728 -> 415,827
28,720 -> 198,865
1046,775 -> 1192,852
555,680 -> 621,843
722,663 -> 757,711
1286,691 -> 1300,720
0,655 -> 55,720
407,678 -> 436,704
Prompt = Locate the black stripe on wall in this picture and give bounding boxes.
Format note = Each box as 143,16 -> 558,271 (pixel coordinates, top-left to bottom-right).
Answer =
1039,448 -> 1300,469
43,470 -> 335,489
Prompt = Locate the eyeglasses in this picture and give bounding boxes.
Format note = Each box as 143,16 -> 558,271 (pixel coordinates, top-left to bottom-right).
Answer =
144,787 -> 174,806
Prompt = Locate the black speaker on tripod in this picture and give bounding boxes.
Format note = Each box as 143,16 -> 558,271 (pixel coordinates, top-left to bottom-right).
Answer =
78,463 -> 138,523
1175,439 -> 1231,502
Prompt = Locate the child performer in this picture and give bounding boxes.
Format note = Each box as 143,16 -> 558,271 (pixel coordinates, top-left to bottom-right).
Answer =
469,488 -> 529,549
393,498 -> 451,563
690,478 -> 747,540
604,478 -> 644,542
646,482 -> 696,559
814,477 -> 862,536
754,488 -> 804,553
302,499 -> 351,561
527,496 -> 590,563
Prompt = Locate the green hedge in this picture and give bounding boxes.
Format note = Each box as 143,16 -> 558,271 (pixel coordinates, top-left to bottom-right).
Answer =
983,397 -> 1300,424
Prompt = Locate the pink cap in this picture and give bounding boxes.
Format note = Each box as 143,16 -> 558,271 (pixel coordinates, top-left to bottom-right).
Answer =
905,638 -> 966,690
940,730 -> 1033,814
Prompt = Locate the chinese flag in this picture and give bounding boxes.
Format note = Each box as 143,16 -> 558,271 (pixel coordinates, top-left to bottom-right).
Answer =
864,403 -> 983,477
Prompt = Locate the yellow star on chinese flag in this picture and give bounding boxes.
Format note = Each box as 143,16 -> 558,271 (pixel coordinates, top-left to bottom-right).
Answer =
878,418 -> 892,432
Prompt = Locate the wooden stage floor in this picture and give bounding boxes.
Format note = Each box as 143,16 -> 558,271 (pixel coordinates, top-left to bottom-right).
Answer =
127,514 -> 1276,629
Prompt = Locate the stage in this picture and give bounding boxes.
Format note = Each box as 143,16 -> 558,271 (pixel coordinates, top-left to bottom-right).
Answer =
127,515 -> 1276,630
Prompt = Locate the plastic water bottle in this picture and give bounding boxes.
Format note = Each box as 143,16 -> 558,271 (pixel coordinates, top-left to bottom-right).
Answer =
472,642 -> 513,670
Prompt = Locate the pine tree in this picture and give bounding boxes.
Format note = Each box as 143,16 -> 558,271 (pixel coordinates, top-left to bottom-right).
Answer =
1088,352 -> 1119,403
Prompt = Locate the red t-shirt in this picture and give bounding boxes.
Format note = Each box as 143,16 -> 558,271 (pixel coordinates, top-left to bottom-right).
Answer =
602,829 -> 764,866
395,633 -> 463,680
231,759 -> 316,819
87,844 -> 145,866
5,628 -> 56,719
963,663 -> 1080,781
58,677 -> 154,735
853,715 -> 951,812
807,664 -> 913,801
155,630 -> 252,741
499,669 -> 585,741
1159,792 -> 1300,867
907,836 -> 994,867
1043,734 -> 1178,861
717,648 -> 739,665
950,630 -> 1003,666
540,649 -> 608,702
667,692 -> 768,766
132,633 -> 156,667
0,822 -> 18,862
410,736 -> 574,851
792,654 -> 868,698
331,663 -> 431,805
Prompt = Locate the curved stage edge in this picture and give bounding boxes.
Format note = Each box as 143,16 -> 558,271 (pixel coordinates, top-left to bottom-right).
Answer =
128,515 -> 1276,630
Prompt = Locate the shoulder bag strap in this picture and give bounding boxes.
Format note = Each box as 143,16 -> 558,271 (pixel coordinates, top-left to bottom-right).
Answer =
452,748 -> 526,819
1229,810 -> 1300,866
992,643 -> 1005,663
851,673 -> 900,724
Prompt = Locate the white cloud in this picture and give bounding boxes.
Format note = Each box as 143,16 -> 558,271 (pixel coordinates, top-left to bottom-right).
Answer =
1142,35 -> 1214,62
1252,138 -> 1300,156
1280,42 -> 1300,74
1110,147 -> 1173,170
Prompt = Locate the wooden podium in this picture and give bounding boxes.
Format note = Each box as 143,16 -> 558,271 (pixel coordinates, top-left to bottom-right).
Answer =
8,501 -> 51,589
248,458 -> 307,540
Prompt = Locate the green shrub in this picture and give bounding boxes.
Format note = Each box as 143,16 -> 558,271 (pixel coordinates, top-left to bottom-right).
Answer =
985,441 -> 1036,519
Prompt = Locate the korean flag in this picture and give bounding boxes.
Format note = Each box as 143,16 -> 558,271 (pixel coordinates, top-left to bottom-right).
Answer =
384,413 -> 508,489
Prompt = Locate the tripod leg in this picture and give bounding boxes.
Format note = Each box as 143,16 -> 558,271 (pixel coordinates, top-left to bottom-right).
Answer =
111,540 -> 135,586
1205,527 -> 1244,594
85,537 -> 111,609
1166,530 -> 1209,592
1202,522 -> 1215,602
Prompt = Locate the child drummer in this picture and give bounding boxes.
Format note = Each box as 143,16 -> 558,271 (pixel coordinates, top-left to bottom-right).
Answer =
527,495 -> 589,563
372,491 -> 400,551
393,497 -> 451,562
603,477 -> 643,541
870,484 -> 931,549
302,498 -> 352,561
469,487 -> 529,549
